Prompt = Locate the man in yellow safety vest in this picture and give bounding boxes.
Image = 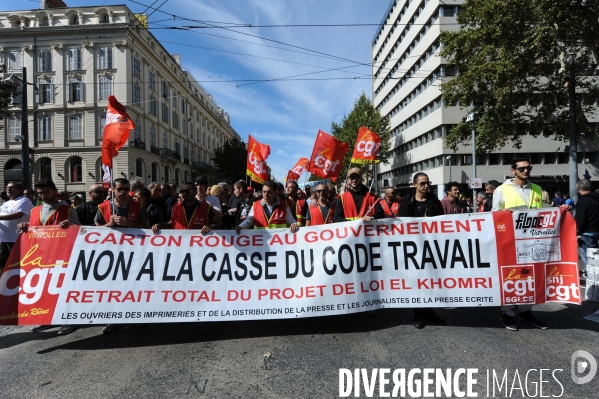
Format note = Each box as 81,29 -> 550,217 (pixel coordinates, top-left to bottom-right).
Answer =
492,157 -> 546,331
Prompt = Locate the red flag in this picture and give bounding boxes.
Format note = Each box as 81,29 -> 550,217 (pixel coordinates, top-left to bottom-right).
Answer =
246,135 -> 270,184
286,157 -> 310,182
308,130 -> 349,182
101,96 -> 135,168
351,127 -> 381,164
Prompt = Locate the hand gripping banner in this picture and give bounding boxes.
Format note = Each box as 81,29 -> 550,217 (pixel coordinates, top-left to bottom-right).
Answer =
246,135 -> 270,184
0,209 -> 580,325
350,127 -> 381,164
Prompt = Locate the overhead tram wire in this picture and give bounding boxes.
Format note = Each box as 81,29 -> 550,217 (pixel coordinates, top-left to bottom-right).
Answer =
129,0 -> 377,69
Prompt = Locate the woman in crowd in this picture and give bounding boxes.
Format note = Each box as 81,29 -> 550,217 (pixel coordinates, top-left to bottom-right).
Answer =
209,185 -> 231,229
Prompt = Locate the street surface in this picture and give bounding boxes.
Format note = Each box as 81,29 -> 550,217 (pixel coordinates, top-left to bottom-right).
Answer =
1,296 -> 598,398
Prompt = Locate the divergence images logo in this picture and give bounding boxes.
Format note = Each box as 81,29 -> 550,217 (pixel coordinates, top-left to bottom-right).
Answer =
515,211 -> 557,230
571,350 -> 597,385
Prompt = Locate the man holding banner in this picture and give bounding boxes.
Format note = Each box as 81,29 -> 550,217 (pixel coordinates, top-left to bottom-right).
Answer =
95,178 -> 150,229
285,181 -> 308,226
236,181 -> 299,233
334,168 -> 383,223
18,179 -> 80,336
492,157 -> 546,331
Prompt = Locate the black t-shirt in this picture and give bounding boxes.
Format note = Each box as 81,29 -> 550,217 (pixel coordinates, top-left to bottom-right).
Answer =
181,200 -> 215,224
415,198 -> 430,217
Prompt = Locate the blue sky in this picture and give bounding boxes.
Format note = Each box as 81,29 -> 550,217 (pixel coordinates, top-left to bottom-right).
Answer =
14,0 -> 391,181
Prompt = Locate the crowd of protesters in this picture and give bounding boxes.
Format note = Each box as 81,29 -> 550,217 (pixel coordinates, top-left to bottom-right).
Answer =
0,156 -> 596,335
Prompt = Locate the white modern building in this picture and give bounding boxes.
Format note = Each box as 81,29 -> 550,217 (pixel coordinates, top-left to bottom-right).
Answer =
372,0 -> 599,197
0,4 -> 239,195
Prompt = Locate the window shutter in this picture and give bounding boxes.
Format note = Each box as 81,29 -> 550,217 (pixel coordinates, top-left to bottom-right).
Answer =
107,48 -> 112,69
49,82 -> 54,103
66,79 -> 70,102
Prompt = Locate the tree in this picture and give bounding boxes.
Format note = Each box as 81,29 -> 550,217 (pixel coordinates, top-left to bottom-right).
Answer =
0,80 -> 19,123
331,92 -> 391,181
211,137 -> 247,183
440,0 -> 599,153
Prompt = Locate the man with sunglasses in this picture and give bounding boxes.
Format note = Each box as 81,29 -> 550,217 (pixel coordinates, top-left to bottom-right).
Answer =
285,180 -> 308,226
492,157 -> 545,331
305,184 -> 335,226
76,184 -> 107,226
334,168 -> 383,222
0,181 -> 33,271
95,178 -> 150,229
152,182 -> 221,235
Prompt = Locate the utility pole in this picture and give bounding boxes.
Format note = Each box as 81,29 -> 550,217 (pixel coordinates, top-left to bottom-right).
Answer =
467,113 -> 477,211
21,67 -> 30,190
568,57 -> 578,203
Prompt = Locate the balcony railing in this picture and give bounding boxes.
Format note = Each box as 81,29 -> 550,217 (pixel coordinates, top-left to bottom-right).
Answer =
131,139 -> 145,150
150,145 -> 160,155
160,148 -> 180,160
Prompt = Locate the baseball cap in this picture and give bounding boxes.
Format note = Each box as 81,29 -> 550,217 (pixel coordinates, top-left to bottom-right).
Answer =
347,167 -> 362,177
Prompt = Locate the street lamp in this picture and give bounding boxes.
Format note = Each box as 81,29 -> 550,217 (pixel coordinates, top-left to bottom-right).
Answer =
446,155 -> 452,182
3,67 -> 35,190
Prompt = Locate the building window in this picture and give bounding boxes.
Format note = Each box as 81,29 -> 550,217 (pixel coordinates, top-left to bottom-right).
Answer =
39,16 -> 49,26
98,114 -> 106,139
8,115 -> 21,142
99,47 -> 112,69
39,115 -> 52,141
149,70 -> 156,90
558,153 -> 568,164
133,83 -> 141,105
172,111 -> 179,130
67,77 -> 83,102
38,49 -> 52,72
38,79 -> 53,103
69,114 -> 83,139
164,167 -> 170,183
68,48 -> 81,70
161,81 -> 169,99
9,51 -> 22,71
174,139 -> 180,155
70,15 -> 79,25
136,159 -> 143,177
162,133 -> 168,149
70,157 -> 83,182
133,57 -> 141,79
150,126 -> 156,147
40,158 -> 52,180
99,14 -> 109,23
149,94 -> 157,116
172,90 -> 178,107
151,163 -> 158,182
134,119 -> 142,140
99,76 -> 112,101
162,103 -> 169,123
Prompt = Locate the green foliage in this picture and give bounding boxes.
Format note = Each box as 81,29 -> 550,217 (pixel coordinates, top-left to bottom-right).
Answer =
440,0 -> 599,153
0,80 -> 19,121
330,92 -> 391,180
211,137 -> 247,183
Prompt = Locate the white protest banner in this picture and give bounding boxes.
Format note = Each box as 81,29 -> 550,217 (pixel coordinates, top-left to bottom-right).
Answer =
0,209 -> 579,325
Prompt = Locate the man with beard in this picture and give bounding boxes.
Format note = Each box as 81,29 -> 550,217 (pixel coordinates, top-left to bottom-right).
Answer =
492,158 -> 545,331
76,184 -> 107,226
305,183 -> 335,226
334,168 -> 383,222
285,180 -> 308,226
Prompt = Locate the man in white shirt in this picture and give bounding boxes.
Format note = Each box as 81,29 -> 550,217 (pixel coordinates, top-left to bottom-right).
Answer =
0,181 -> 33,271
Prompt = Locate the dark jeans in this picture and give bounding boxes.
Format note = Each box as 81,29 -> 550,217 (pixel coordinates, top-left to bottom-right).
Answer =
0,242 -> 15,272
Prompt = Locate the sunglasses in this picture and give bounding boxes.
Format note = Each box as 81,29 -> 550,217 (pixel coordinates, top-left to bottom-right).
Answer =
180,189 -> 193,194
418,181 -> 431,187
115,187 -> 129,192
349,175 -> 361,180
516,166 -> 533,172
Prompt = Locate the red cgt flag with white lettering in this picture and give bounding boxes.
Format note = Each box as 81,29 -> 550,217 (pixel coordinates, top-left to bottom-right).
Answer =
351,127 -> 381,164
308,130 -> 349,182
246,135 -> 270,184
286,157 -> 310,182
101,96 -> 135,168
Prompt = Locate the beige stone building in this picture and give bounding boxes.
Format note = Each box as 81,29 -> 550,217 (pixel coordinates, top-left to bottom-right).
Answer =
0,4 -> 239,195
372,0 -> 599,197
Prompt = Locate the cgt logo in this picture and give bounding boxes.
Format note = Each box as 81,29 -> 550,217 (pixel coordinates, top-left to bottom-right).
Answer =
248,151 -> 267,174
355,140 -> 380,157
571,350 -> 597,384
515,211 -> 557,230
